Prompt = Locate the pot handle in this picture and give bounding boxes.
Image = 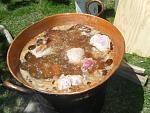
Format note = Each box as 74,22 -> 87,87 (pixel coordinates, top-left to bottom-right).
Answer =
0,25 -> 13,44
0,25 -> 33,94
3,80 -> 34,94
86,0 -> 104,16
0,68 -> 34,94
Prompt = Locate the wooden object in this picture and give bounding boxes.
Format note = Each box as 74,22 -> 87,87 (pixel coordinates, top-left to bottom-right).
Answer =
114,0 -> 150,57
114,0 -> 119,11
116,62 -> 148,86
116,69 -> 148,86
120,63 -> 145,75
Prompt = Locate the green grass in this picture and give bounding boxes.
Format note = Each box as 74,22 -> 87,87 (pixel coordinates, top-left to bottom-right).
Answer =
0,0 -> 150,113
0,0 -> 75,36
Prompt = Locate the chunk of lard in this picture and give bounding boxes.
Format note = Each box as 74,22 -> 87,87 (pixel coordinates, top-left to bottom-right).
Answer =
57,75 -> 83,90
66,48 -> 84,64
90,34 -> 111,51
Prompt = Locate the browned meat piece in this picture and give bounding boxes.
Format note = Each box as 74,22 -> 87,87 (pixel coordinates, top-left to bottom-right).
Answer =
21,52 -> 61,79
28,45 -> 36,50
68,24 -> 91,33
105,59 -> 113,66
61,63 -> 82,75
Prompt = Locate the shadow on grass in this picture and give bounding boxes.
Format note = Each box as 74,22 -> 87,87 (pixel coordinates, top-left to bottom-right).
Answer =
0,85 -> 30,113
0,0 -> 39,11
0,0 -> 11,4
101,64 -> 144,113
100,8 -> 115,22
51,0 -> 70,5
0,33 -> 10,62
0,34 -> 30,113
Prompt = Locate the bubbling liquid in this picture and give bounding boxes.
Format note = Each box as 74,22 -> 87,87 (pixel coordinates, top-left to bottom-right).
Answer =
19,24 -> 115,93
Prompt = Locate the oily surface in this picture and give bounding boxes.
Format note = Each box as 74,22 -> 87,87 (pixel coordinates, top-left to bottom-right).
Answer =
19,24 -> 114,93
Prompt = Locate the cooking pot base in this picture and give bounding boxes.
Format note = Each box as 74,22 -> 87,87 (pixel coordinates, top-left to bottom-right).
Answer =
23,93 -> 105,113
23,94 -> 58,113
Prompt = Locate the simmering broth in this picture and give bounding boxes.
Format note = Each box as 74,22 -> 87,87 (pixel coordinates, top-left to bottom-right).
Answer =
19,24 -> 115,93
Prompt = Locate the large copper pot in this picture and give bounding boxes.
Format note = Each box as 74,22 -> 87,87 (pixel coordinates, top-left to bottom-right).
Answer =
3,13 -> 125,113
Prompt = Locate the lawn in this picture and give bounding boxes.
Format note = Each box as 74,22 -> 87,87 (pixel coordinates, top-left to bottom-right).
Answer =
0,0 -> 150,113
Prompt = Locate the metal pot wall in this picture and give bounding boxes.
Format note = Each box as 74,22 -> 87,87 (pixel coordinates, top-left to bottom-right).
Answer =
42,81 -> 106,113
2,13 -> 125,113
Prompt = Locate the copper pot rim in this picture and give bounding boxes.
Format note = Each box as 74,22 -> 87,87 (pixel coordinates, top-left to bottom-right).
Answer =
7,13 -> 125,95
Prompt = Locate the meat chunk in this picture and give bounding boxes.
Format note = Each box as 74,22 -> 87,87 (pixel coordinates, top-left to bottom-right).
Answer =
90,34 -> 111,51
30,46 -> 54,58
57,75 -> 83,90
66,48 -> 84,64
81,58 -> 95,72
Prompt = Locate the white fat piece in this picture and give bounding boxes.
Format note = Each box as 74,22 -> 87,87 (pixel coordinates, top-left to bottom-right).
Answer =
94,70 -> 103,78
57,75 -> 72,90
31,46 -> 53,58
90,34 -> 111,51
66,48 -> 84,64
69,75 -> 82,86
57,75 -> 82,90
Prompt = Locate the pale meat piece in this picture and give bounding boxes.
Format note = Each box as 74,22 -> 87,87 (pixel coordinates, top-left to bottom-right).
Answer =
81,58 -> 95,72
66,48 -> 85,64
31,46 -> 53,58
90,34 -> 111,51
57,75 -> 83,90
